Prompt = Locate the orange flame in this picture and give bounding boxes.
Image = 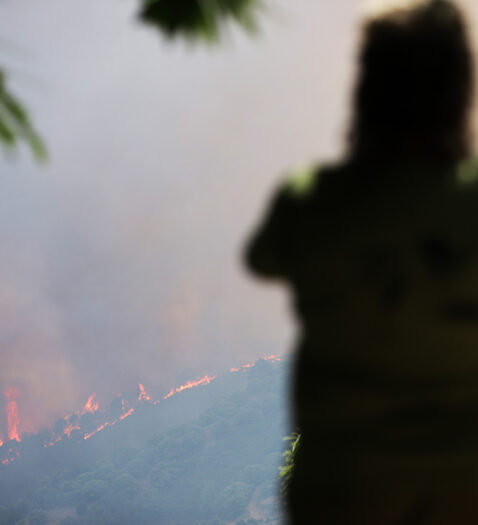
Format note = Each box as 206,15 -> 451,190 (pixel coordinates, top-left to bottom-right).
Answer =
1,354 -> 282,454
119,408 -> 134,420
230,354 -> 281,373
230,363 -> 253,372
83,419 -> 116,440
4,387 -> 21,442
83,394 -> 99,414
85,372 -> 223,440
84,423 -> 107,440
138,383 -> 151,401
63,423 -> 80,438
83,402 -> 134,441
163,375 -> 216,400
264,354 -> 281,361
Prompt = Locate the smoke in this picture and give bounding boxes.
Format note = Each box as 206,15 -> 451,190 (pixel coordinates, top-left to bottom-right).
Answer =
1,0 -> 477,436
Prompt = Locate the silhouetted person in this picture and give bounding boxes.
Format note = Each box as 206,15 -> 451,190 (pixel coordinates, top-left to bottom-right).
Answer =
245,1 -> 478,523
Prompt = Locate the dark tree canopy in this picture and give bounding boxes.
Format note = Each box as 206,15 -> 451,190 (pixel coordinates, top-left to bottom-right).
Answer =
139,0 -> 261,41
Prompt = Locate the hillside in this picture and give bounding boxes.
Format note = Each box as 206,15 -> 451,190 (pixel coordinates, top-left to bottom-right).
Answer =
0,358 -> 291,525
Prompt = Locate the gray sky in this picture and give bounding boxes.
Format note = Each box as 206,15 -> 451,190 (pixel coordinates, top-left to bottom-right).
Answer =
1,0 -> 477,436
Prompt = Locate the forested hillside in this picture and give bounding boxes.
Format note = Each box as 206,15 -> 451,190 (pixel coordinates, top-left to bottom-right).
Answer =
0,359 -> 290,525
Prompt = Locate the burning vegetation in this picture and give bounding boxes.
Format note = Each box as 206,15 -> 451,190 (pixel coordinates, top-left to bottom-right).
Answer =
0,355 -> 281,465
0,356 -> 286,525
3,387 -> 20,443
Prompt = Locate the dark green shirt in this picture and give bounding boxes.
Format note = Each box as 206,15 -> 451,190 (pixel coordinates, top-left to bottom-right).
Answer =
247,159 -> 478,488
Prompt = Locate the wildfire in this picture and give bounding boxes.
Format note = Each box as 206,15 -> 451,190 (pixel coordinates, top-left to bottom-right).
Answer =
0,354 -> 282,462
4,387 -> 21,442
84,421 -> 110,440
119,408 -> 134,420
1,447 -> 20,464
230,354 -> 281,373
138,383 -> 151,401
83,394 -> 99,414
64,423 -> 80,438
163,375 -> 216,400
83,373 -> 221,443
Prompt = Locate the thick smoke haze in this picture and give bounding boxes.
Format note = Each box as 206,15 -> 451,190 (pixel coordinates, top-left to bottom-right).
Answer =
1,0 -> 477,436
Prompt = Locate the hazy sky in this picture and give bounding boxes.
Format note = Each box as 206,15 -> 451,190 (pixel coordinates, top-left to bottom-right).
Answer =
1,0 -> 477,435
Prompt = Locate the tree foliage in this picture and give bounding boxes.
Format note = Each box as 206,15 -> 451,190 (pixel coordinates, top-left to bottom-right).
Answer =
279,431 -> 301,500
139,0 -> 261,42
0,69 -> 46,160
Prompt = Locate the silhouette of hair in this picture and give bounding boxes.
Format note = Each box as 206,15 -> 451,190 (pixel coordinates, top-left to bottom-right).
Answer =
348,0 -> 475,163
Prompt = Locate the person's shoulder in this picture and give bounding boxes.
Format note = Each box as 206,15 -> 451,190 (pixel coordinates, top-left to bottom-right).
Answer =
279,161 -> 349,202
455,157 -> 478,188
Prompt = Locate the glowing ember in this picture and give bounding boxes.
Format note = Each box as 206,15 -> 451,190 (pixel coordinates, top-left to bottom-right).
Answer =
163,374 -> 216,400
4,387 -> 21,442
138,383 -> 151,401
1,447 -> 20,463
83,393 -> 99,414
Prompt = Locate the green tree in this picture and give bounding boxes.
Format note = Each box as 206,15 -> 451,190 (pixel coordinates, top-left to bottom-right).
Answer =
279,432 -> 301,500
0,69 -> 46,159
139,0 -> 260,41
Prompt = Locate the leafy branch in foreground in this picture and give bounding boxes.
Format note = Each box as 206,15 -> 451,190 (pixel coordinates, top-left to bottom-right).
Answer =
139,0 -> 262,42
0,69 -> 46,160
279,431 -> 301,500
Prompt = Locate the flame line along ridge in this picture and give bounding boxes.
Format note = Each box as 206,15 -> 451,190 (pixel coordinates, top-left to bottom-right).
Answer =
0,354 -> 282,458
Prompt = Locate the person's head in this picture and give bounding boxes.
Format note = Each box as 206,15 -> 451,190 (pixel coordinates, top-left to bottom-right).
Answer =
348,0 -> 475,163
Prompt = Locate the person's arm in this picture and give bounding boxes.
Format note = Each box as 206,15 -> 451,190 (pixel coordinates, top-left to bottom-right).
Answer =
245,187 -> 290,279
244,166 -> 319,280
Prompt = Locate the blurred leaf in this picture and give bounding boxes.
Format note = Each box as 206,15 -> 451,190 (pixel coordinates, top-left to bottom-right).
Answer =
279,431 -> 301,500
0,118 -> 15,145
139,0 -> 261,42
0,69 -> 47,161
